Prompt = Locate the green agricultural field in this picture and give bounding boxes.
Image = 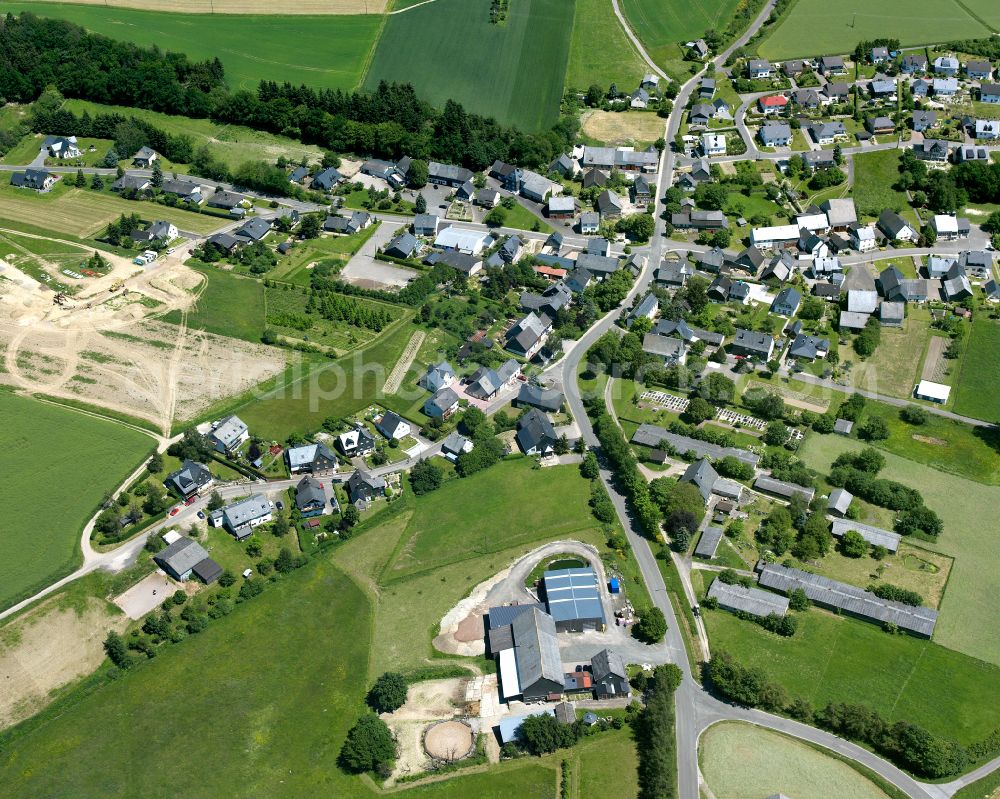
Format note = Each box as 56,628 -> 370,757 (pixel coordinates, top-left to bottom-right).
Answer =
4,4 -> 382,91
383,459 -> 599,580
700,595 -> 1000,746
566,0 -> 648,91
364,0 -> 572,132
164,264 -> 265,343
619,0 -> 740,70
839,306 -> 932,399
953,317 -> 1000,423
61,100 -> 325,171
0,393 -> 152,611
851,150 -> 911,220
758,0 -> 990,60
700,722 -> 892,799
799,434 -> 1000,667
0,180 -> 225,238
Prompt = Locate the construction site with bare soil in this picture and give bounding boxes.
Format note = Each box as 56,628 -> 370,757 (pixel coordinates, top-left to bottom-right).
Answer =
0,239 -> 286,434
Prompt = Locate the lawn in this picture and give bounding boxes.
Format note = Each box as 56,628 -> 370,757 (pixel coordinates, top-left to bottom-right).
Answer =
4,4 -> 382,91
61,100 -> 325,171
619,0 -> 740,69
164,263 -> 266,343
364,0 -> 572,132
566,0 -> 647,91
700,592 -> 1000,746
839,305 -> 931,399
799,434 -> 1000,667
575,728 -> 639,796
851,150 -> 910,220
952,317 -> 1000,423
700,722 -> 892,799
0,180 -> 225,238
758,0 -> 990,60
0,392 -> 152,612
383,458 -> 599,581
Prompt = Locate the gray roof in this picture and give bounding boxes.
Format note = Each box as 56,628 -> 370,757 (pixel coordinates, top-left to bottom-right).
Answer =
385,232 -> 417,258
223,493 -> 271,529
517,383 -> 564,412
211,415 -> 247,449
516,408 -> 557,453
830,518 -> 901,552
488,603 -> 546,629
632,424 -> 759,467
441,430 -> 471,456
828,487 -> 853,515
590,648 -> 627,682
788,333 -> 829,360
162,179 -> 201,197
732,328 -> 773,357
512,607 -> 564,690
166,459 -> 213,495
758,564 -> 936,636
428,161 -> 474,184
543,567 -> 606,625
295,475 -> 326,510
235,217 -> 271,242
413,212 -> 440,232
155,537 -> 212,577
576,251 -> 620,275
376,410 -> 409,439
286,441 -> 336,470
708,578 -> 790,618
642,332 -> 687,359
848,289 -> 879,314
695,526 -> 724,558
682,458 -> 719,502
753,475 -> 815,502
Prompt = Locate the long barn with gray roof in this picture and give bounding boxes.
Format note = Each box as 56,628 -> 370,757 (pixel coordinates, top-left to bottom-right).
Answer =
757,563 -> 937,637
707,578 -> 790,618
830,519 -> 901,552
631,424 -> 760,467
753,475 -> 815,503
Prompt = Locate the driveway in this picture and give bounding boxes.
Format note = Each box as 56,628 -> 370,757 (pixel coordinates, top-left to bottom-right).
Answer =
112,571 -> 177,619
340,221 -> 417,289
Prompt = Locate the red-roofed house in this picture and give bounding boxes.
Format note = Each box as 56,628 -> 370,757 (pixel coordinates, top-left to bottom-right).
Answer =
534,265 -> 568,280
758,95 -> 789,115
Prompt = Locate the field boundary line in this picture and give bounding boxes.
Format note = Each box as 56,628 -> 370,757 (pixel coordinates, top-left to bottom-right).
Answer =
388,0 -> 438,13
886,645 -> 927,719
951,0 -> 998,33
383,329 -> 424,394
356,5 -> 392,89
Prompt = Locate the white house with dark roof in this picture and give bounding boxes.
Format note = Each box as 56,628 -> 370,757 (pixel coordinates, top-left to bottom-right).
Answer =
286,442 -> 338,473
221,494 -> 273,540
209,415 -> 248,454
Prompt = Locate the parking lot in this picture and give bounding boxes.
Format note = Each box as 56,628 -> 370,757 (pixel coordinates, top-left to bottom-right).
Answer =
112,571 -> 178,620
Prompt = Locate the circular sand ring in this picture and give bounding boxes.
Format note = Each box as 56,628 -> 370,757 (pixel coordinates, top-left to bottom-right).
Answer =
423,720 -> 474,762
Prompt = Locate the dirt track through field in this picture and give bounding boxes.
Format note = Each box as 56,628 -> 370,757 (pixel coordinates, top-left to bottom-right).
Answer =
383,329 -> 424,394
19,0 -> 389,12
921,335 -> 948,383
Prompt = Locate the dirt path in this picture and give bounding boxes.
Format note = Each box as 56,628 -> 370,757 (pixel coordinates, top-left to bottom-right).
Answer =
383,329 -> 425,395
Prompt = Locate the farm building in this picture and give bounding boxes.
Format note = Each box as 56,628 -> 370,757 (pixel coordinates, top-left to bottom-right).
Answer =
542,567 -> 606,632
753,475 -> 815,503
830,519 -> 901,553
827,488 -> 853,517
493,606 -> 565,701
590,649 -> 630,699
757,564 -> 937,637
707,578 -> 790,618
694,526 -> 725,559
915,380 -> 950,403
631,424 -> 760,467
681,458 -> 719,502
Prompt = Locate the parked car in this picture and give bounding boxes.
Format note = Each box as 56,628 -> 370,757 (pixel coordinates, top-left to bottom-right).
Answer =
275,501 -> 284,511
184,496 -> 197,506
197,511 -> 206,520
169,507 -> 180,517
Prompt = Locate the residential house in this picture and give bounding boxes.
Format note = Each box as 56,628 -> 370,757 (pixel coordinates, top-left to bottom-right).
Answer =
516,408 -> 558,456
871,46 -> 890,63
234,217 -> 271,244
336,425 -> 377,457
959,250 -> 992,278
758,94 -> 789,114
799,229 -> 829,259
699,77 -> 716,98
576,252 -> 621,281
428,161 -> 474,187
791,88 -> 821,109
901,54 -> 928,73
751,223 -> 799,249
582,168 -> 607,190
934,56 -> 959,76
771,286 -> 801,316
420,360 -> 456,392
911,110 -> 938,132
440,431 -> 473,462
927,254 -> 958,279
632,175 -> 653,208
424,386 -> 460,419
696,247 -> 727,272
475,187 -> 501,208
761,251 -> 796,282
549,153 -> 578,178
956,144 -> 990,162
943,274 -> 973,300
866,116 -> 895,135
154,538 -> 221,584
161,179 -> 202,202
788,333 -> 829,360
466,360 -> 521,400
975,119 -> 1000,139
520,170 -> 557,203
165,460 -> 214,499
782,59 -> 807,76
630,87 -> 650,108
690,39 -> 709,59
916,138 -> 952,162
347,470 -> 386,504
642,332 -> 687,364
11,169 -> 55,191
286,442 -> 337,474
984,279 -> 1000,301
819,55 -> 847,75
455,180 -> 476,201
295,476 -> 326,518
809,255 -> 843,278
591,649 -> 630,699
375,411 -> 411,442
361,159 -> 394,180
323,211 -> 371,235
981,83 -> 1000,103
931,214 -> 968,241
822,82 -> 851,103
654,259 -> 694,286
383,232 -> 417,259
690,210 -> 728,230
412,213 -> 441,237
626,293 -> 659,327
813,282 -> 842,301
733,245 -> 766,273
746,59 -> 772,78
803,151 -> 837,170
967,60 -> 992,80
878,210 -> 917,242
42,135 -> 81,159
933,78 -> 959,97
851,225 -> 878,252
912,78 -> 931,97
579,211 -> 600,234
207,190 -> 246,211
288,165 -> 309,184
730,329 -> 774,360
681,458 -> 719,502
805,121 -> 847,145
489,160 -> 522,191
132,146 -> 158,167
131,220 -> 178,245
205,232 -> 239,254
759,122 -> 792,147
209,415 -> 248,454
548,195 -> 577,219
111,173 -> 151,193
506,312 -> 551,359
221,494 -> 273,540
869,77 -> 897,100
702,132 -> 726,156
596,189 -> 624,220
